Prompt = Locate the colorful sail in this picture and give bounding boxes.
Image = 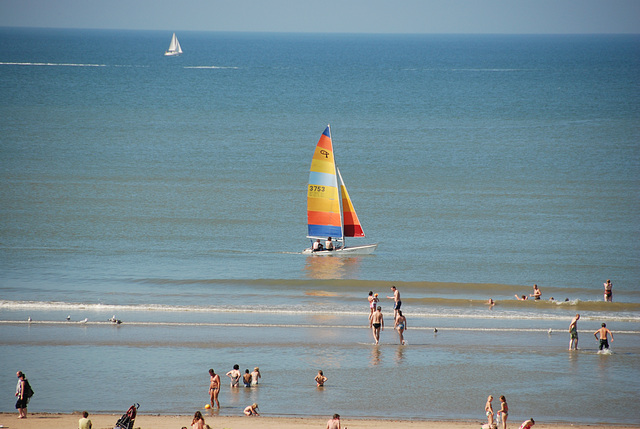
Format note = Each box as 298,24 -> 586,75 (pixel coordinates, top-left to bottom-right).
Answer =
307,126 -> 342,239
338,168 -> 365,237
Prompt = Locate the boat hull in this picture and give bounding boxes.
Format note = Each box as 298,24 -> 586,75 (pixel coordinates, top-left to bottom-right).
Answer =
302,243 -> 378,255
164,51 -> 181,56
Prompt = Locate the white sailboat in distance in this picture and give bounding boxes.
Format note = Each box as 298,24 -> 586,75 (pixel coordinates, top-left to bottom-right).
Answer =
164,33 -> 183,56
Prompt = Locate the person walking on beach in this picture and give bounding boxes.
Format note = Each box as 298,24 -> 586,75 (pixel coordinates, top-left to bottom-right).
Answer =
530,284 -> 541,300
191,410 -> 206,429
79,411 -> 92,429
594,323 -> 614,350
485,395 -> 494,427
209,369 -> 220,408
326,413 -> 341,429
387,285 -> 401,318
569,314 -> 580,350
604,279 -> 613,302
251,367 -> 261,385
315,370 -> 327,386
394,309 -> 407,345
498,395 -> 508,429
15,371 -> 31,419
519,418 -> 535,429
226,364 -> 241,387
369,306 -> 384,344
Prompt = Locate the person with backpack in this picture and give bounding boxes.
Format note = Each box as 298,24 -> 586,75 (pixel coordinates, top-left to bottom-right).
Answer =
15,371 -> 34,419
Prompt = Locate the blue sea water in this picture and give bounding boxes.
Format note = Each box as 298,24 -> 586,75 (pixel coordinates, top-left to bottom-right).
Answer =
1,28 -> 639,425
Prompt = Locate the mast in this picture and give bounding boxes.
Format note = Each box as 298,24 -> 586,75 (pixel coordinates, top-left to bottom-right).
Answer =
336,166 -> 346,249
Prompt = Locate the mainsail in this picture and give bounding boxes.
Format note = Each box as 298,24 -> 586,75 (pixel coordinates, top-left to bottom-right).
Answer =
164,33 -> 183,56
307,125 -> 342,239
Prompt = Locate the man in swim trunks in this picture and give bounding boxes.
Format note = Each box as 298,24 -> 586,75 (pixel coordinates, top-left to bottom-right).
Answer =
594,322 -> 614,350
369,306 -> 384,345
604,279 -> 612,302
387,285 -> 402,318
569,314 -> 580,350
529,284 -> 541,300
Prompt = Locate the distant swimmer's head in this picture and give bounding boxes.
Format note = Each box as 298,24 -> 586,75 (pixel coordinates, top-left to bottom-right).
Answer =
369,291 -> 373,296
233,364 -> 240,370
391,286 -> 397,290
602,323 -> 606,327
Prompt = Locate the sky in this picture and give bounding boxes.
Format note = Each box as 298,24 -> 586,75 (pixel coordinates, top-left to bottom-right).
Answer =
0,0 -> 639,34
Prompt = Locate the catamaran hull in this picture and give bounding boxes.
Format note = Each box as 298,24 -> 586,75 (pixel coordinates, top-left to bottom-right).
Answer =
303,243 -> 378,255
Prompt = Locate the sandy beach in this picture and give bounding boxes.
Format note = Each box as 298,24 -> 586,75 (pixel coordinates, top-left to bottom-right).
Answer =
1,413 -> 638,429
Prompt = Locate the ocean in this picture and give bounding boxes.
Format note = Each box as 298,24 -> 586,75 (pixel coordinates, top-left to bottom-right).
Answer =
0,28 -> 639,425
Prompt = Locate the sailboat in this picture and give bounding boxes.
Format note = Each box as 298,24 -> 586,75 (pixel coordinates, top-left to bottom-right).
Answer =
164,33 -> 183,56
303,125 -> 378,255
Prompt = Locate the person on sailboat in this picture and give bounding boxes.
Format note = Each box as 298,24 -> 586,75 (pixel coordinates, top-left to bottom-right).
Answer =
312,239 -> 324,252
325,237 -> 334,251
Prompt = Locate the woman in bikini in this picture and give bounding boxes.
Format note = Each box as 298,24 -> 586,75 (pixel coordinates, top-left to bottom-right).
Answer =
226,364 -> 241,388
498,395 -> 508,429
394,310 -> 407,345
208,369 -> 220,408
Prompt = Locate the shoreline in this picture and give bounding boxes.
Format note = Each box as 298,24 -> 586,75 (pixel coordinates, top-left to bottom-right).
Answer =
1,413 -> 638,429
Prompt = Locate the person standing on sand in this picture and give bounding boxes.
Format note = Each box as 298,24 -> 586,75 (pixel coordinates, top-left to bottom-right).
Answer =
569,314 -> 580,350
604,279 -> 613,302
485,395 -> 494,427
387,285 -> 401,318
226,364 -> 241,387
326,413 -> 341,429
394,310 -> 407,345
594,323 -> 614,350
369,306 -> 384,344
79,411 -> 92,429
209,369 -> 220,408
498,395 -> 508,429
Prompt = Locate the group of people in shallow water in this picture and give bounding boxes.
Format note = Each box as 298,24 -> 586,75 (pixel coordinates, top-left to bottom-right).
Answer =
368,285 -> 407,345
484,395 -> 536,429
207,365 -> 261,410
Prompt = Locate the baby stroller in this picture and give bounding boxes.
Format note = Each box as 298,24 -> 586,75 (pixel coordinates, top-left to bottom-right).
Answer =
114,403 -> 139,429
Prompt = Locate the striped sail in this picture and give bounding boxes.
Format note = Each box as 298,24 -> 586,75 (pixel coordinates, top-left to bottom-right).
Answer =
338,168 -> 365,237
307,126 -> 342,239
